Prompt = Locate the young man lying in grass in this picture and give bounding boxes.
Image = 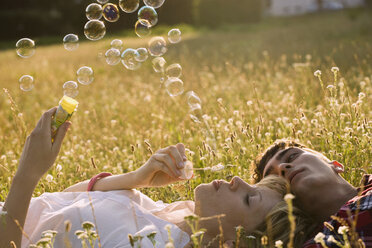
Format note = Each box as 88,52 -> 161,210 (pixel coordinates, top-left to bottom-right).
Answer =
254,139 -> 372,248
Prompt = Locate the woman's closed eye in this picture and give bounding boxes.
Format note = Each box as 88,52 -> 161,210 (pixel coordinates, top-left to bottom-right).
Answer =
245,194 -> 250,206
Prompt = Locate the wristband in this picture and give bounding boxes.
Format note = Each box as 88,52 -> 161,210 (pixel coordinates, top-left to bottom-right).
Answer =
87,172 -> 112,191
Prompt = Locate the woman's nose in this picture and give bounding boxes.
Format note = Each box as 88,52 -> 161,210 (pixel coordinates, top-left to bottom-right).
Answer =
229,176 -> 247,191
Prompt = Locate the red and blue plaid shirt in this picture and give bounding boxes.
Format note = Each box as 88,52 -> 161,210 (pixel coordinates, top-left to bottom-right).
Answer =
303,174 -> 372,248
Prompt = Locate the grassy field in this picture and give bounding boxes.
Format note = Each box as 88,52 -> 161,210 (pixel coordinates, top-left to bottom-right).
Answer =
0,9 -> 371,205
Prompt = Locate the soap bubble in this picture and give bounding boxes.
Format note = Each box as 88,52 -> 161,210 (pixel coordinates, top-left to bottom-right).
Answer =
119,0 -> 139,13
103,3 -> 120,22
110,39 -> 123,51
138,6 -> 158,27
166,63 -> 182,78
189,101 -> 202,123
86,3 -> 103,20
186,91 -> 202,110
152,57 -> 166,73
77,66 -> 94,85
63,81 -> 79,98
97,0 -> 109,4
135,19 -> 151,38
105,48 -> 121,65
148,36 -> 167,57
19,75 -> 34,91
165,77 -> 184,97
63,34 -> 79,51
121,48 -> 141,70
135,48 -> 148,62
84,20 -> 106,41
168,28 -> 181,44
16,38 -> 35,58
144,0 -> 165,9
179,161 -> 193,180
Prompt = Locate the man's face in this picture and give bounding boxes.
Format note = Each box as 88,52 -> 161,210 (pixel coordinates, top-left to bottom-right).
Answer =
194,176 -> 282,240
263,147 -> 338,202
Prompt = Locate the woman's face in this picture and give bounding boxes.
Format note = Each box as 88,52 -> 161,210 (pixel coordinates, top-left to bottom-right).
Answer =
194,176 -> 282,239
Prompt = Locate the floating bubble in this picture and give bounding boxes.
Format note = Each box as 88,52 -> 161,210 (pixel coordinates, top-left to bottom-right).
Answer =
168,28 -> 182,44
103,3 -> 120,22
97,0 -> 109,4
144,0 -> 165,9
119,0 -> 139,13
121,48 -> 141,70
138,6 -> 158,27
16,38 -> 35,58
135,48 -> 148,62
166,63 -> 182,78
105,48 -> 121,65
152,57 -> 166,73
186,91 -> 202,110
179,161 -> 193,180
77,66 -> 94,85
135,19 -> 151,38
165,77 -> 184,97
110,39 -> 123,51
189,104 -> 202,123
86,3 -> 103,20
19,75 -> 34,92
148,36 -> 167,57
84,20 -> 106,41
63,34 -> 79,51
63,81 -> 79,98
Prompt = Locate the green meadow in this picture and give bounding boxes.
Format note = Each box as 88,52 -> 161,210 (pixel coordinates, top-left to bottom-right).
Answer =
0,9 -> 371,205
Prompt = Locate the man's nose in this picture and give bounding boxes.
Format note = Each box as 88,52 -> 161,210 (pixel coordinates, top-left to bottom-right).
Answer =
278,163 -> 293,178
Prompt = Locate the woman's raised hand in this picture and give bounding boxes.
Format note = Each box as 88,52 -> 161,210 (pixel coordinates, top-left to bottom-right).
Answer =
17,107 -> 71,181
134,143 -> 190,187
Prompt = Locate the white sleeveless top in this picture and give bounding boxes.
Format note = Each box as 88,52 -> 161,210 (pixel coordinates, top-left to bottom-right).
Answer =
1,190 -> 193,248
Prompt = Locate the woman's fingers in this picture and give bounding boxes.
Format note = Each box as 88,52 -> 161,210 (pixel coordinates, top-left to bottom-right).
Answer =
176,143 -> 187,161
52,122 -> 71,155
153,153 -> 182,178
157,145 -> 184,169
40,107 -> 57,132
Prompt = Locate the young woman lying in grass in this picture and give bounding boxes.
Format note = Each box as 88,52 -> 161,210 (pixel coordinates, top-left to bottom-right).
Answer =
0,108 -> 296,248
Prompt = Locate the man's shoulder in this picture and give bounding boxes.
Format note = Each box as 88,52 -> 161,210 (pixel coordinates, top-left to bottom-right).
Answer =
303,174 -> 372,248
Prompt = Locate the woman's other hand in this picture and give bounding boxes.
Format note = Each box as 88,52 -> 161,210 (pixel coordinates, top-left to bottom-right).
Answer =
17,107 -> 71,181
134,143 -> 189,187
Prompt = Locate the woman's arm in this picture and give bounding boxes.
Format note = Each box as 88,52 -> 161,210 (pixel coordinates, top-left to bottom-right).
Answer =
0,108 -> 70,248
64,144 -> 189,192
63,172 -> 139,192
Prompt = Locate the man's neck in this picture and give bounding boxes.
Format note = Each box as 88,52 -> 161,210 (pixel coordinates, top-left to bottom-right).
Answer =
304,178 -> 357,222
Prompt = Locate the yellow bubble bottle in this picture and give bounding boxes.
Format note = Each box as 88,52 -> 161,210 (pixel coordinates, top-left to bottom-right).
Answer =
51,96 -> 79,141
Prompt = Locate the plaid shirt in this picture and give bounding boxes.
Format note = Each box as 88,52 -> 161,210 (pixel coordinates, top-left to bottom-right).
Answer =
303,175 -> 372,248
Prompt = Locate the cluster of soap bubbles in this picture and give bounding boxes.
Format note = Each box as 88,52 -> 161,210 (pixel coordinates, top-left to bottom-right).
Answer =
62,66 -> 94,98
83,0 -> 166,42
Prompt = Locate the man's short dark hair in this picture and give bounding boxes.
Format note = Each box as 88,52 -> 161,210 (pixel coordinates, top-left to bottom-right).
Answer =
253,139 -> 306,182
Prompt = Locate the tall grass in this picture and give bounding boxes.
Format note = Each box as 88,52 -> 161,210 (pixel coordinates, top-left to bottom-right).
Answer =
0,9 -> 371,208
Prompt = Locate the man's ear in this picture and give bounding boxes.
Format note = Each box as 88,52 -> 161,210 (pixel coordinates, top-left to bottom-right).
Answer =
330,160 -> 344,174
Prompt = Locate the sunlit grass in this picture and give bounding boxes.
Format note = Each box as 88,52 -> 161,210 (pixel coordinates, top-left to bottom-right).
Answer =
0,9 -> 371,209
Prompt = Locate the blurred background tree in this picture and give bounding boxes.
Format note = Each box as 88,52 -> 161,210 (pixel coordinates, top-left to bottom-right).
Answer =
0,0 -> 263,41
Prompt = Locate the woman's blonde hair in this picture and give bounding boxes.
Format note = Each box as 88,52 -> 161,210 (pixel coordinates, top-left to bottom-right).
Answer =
252,175 -> 318,247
